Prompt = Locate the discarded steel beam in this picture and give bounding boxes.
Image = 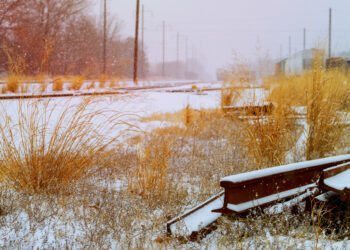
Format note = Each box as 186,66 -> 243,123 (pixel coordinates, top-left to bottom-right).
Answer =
319,162 -> 350,201
166,191 -> 224,237
214,154 -> 350,214
166,154 -> 350,238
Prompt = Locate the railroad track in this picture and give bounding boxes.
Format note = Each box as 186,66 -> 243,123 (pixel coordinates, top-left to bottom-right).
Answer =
0,80 -> 209,100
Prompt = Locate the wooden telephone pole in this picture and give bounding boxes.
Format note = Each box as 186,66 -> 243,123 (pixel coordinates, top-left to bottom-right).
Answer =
328,8 -> 332,58
133,0 -> 140,84
103,0 -> 107,75
288,36 -> 291,57
162,21 -> 165,77
303,28 -> 306,50
141,4 -> 144,78
176,32 -> 180,78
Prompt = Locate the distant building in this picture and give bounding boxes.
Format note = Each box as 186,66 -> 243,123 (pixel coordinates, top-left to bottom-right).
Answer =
276,49 -> 324,76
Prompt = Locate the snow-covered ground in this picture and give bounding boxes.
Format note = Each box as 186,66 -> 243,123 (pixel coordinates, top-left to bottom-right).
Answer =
0,82 -> 348,249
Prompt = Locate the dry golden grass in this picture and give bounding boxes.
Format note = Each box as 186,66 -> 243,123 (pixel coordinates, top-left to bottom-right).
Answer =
223,52 -> 350,166
99,74 -> 107,89
220,82 -> 298,168
34,74 -> 49,84
53,76 -> 64,91
5,75 -> 21,93
0,97 -> 346,248
141,110 -> 187,124
0,98 -> 129,193
238,106 -> 298,168
4,48 -> 26,93
269,59 -> 350,160
128,133 -> 172,199
20,84 -> 28,94
305,68 -> 350,160
220,86 -> 243,108
69,76 -> 85,91
141,107 -> 227,129
110,77 -> 120,88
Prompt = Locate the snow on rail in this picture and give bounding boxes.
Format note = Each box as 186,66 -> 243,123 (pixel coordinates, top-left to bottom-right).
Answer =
167,191 -> 224,236
227,184 -> 316,213
221,154 -> 350,184
324,169 -> 350,191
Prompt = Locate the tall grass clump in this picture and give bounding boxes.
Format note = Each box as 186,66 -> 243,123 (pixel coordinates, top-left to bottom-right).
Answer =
0,98 -> 130,193
4,49 -> 26,93
226,51 -> 350,168
270,54 -> 350,160
128,133 -> 172,199
305,65 -> 349,160
53,76 -> 64,91
221,85 -> 242,109
99,74 -> 107,89
222,58 -> 297,168
238,103 -> 297,169
69,76 -> 84,91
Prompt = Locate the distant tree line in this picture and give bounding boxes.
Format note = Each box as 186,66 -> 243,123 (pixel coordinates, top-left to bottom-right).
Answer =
0,0 -> 148,77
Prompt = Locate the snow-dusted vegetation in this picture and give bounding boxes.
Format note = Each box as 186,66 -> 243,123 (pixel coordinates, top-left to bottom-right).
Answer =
0,0 -> 350,249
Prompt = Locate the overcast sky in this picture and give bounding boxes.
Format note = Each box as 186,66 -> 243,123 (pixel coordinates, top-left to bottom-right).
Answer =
93,0 -> 350,78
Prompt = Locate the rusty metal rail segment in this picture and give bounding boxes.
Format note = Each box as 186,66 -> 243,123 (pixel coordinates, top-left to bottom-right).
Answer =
166,191 -> 224,236
319,162 -> 350,201
166,155 -> 350,238
215,154 -> 350,214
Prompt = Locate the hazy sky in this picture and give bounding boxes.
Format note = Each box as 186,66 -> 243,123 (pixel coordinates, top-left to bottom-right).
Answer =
93,0 -> 350,78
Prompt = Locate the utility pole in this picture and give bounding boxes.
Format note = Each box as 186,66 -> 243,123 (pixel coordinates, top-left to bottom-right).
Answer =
328,8 -> 332,58
133,0 -> 140,84
280,44 -> 283,60
192,44 -> 196,73
162,21 -> 165,77
303,28 -> 306,50
185,37 -> 188,75
177,32 -> 179,78
141,4 -> 144,78
192,44 -> 195,60
103,0 -> 107,75
288,36 -> 291,57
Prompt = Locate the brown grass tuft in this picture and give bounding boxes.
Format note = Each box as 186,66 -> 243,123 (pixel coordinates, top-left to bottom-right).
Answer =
53,77 -> 64,91
69,76 -> 84,91
128,133 -> 172,199
0,98 -> 130,193
269,55 -> 350,160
